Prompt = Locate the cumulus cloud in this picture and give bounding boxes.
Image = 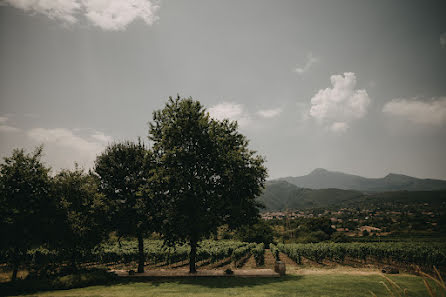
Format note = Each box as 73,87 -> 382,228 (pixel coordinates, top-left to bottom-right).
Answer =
0,0 -> 160,30
27,128 -> 112,168
91,130 -> 113,142
295,52 -> 318,75
257,108 -> 282,118
382,97 -> 446,126
1,0 -> 81,23
308,72 -> 370,133
83,0 -> 159,30
441,32 -> 446,48
208,102 -> 252,128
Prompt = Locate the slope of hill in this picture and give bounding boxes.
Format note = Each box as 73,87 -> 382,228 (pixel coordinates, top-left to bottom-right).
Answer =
278,168 -> 446,192
257,180 -> 446,212
257,180 -> 363,211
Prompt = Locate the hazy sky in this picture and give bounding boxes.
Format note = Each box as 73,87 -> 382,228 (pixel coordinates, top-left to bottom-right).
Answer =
1,0 -> 445,180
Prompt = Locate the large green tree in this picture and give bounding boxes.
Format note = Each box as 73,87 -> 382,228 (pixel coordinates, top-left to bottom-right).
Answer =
0,147 -> 53,281
94,140 -> 156,273
149,96 -> 267,273
52,166 -> 108,271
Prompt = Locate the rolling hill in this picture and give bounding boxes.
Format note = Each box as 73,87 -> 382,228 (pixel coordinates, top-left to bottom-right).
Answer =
257,179 -> 446,212
257,180 -> 363,211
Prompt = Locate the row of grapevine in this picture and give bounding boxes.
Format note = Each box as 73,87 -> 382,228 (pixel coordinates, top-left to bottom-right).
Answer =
14,240 -> 252,269
269,243 -> 280,261
250,243 -> 265,266
95,240 -> 248,265
232,243 -> 256,267
277,242 -> 446,267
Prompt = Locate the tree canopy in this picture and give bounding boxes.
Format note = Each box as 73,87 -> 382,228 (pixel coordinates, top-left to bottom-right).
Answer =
0,147 -> 53,281
94,140 -> 156,273
149,96 -> 267,272
52,166 -> 108,271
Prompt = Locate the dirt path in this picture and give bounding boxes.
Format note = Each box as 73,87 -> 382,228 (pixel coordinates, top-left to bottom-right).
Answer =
242,254 -> 257,269
278,252 -> 298,267
264,249 -> 276,269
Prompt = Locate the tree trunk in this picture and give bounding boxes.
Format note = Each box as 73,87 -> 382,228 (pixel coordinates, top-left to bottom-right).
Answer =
71,250 -> 78,272
11,264 -> 18,282
189,239 -> 197,273
11,249 -> 19,282
137,232 -> 145,273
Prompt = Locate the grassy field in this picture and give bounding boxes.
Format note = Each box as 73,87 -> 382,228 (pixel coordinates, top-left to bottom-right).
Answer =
3,272 -> 433,297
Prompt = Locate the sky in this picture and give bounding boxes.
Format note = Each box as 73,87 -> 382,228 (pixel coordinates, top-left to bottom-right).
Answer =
0,0 -> 445,180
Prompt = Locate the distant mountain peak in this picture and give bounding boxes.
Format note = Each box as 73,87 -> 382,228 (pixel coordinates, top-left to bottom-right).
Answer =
309,168 -> 329,175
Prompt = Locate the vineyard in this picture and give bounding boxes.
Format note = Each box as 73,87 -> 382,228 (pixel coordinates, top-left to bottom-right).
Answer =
8,240 -> 445,274
272,242 -> 446,270
6,240 -> 266,273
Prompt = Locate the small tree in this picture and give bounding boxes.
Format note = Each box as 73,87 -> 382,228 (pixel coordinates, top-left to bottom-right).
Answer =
0,147 -> 53,281
236,220 -> 275,245
52,166 -> 108,271
149,96 -> 267,273
94,140 -> 156,273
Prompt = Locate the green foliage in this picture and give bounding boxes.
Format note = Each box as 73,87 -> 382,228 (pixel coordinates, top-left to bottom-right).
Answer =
330,232 -> 350,243
94,140 -> 155,237
94,239 -> 246,265
236,220 -> 275,244
52,166 -> 108,272
149,96 -> 267,272
94,140 -> 157,272
231,244 -> 254,267
0,146 -> 53,280
270,243 -> 280,261
250,243 -> 265,266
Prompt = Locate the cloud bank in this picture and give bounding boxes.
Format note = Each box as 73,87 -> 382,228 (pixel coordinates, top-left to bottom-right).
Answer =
308,72 -> 371,133
1,0 -> 160,30
382,97 -> 446,126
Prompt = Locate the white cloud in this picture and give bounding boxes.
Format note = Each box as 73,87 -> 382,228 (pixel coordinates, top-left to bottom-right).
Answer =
330,122 -> 349,133
27,128 -> 112,168
83,0 -> 159,30
257,108 -> 282,118
382,97 -> 446,126
308,72 -> 371,132
440,32 -> 446,48
91,131 -> 113,142
0,0 -> 160,30
0,116 -> 21,133
295,52 -> 318,75
208,102 -> 252,128
0,125 -> 21,133
1,0 -> 81,23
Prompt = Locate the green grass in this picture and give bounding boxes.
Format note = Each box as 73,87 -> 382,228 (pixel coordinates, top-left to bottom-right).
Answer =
4,274 -> 431,297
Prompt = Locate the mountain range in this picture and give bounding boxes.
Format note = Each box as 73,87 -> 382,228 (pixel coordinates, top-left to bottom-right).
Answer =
277,168 -> 446,192
257,169 -> 446,211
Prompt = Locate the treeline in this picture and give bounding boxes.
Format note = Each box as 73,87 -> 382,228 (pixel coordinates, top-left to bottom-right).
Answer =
0,96 -> 267,280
